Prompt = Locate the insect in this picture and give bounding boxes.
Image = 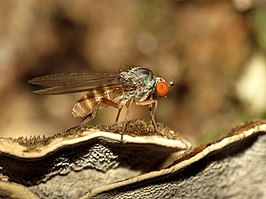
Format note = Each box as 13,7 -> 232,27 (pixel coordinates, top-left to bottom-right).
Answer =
28,67 -> 173,135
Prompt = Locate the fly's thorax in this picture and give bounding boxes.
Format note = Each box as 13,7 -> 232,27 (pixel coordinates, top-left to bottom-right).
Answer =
121,67 -> 156,87
120,67 -> 157,101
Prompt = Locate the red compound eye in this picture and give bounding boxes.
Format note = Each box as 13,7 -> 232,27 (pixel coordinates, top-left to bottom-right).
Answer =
156,82 -> 170,97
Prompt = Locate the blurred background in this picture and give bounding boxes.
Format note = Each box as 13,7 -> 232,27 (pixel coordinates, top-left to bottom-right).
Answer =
0,0 -> 265,145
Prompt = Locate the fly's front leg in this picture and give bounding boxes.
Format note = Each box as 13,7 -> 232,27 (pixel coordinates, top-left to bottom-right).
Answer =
136,99 -> 158,132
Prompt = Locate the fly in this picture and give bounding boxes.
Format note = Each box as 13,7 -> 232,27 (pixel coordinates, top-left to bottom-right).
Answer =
28,67 -> 174,136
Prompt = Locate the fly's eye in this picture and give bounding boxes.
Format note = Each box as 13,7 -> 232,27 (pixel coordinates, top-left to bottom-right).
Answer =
156,82 -> 170,97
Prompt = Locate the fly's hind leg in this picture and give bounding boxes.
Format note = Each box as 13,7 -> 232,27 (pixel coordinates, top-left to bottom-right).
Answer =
102,97 -> 134,141
115,108 -> 122,123
121,97 -> 134,140
100,98 -> 122,123
72,97 -> 126,141
67,102 -> 100,132
136,99 -> 158,132
100,98 -> 123,123
76,101 -> 100,127
79,98 -> 121,126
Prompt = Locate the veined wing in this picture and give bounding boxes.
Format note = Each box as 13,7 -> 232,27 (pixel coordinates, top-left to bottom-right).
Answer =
28,73 -> 125,95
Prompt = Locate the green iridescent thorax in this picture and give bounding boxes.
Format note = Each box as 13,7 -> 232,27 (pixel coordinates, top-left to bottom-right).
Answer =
120,67 -> 157,101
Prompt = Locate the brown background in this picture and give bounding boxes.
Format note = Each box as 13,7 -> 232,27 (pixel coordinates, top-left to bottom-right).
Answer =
0,0 -> 265,145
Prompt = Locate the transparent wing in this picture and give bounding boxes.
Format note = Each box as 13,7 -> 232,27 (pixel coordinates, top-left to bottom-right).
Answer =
28,73 -> 125,95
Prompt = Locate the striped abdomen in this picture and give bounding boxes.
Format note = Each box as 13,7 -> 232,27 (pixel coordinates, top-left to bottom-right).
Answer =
72,86 -> 124,118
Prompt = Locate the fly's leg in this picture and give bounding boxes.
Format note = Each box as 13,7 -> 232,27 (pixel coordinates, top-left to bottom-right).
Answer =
79,102 -> 100,126
78,98 -> 121,127
101,98 -> 121,109
121,97 -> 134,140
96,98 -> 127,141
72,97 -> 126,141
68,102 -> 100,132
149,100 -> 158,132
136,99 -> 158,132
100,98 -> 123,123
115,108 -> 122,123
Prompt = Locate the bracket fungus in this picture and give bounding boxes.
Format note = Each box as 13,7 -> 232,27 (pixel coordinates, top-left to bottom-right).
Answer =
0,120 -> 191,199
0,120 -> 265,199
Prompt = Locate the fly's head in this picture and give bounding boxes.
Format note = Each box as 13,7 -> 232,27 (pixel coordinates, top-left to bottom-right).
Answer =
154,77 -> 174,98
